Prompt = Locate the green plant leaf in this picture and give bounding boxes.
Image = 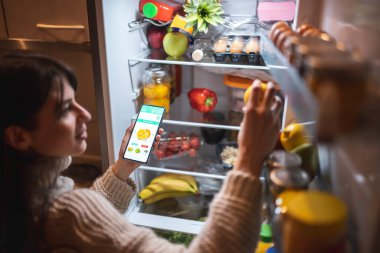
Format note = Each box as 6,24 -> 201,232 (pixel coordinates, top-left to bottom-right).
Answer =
199,22 -> 207,33
184,6 -> 197,14
185,22 -> 196,29
212,15 -> 225,24
209,3 -> 223,9
197,17 -> 204,30
204,16 -> 218,26
185,12 -> 199,23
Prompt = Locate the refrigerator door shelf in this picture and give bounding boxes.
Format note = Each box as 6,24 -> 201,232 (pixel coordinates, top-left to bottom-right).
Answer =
138,166 -> 226,180
259,33 -> 318,128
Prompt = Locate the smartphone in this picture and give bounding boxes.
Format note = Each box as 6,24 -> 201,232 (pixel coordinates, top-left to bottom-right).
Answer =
123,105 -> 165,163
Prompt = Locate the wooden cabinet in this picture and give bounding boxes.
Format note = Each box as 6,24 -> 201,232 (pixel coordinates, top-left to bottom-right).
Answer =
2,0 -> 89,42
0,1 -> 7,38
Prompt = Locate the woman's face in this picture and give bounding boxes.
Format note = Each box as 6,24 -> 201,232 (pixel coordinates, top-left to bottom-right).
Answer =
28,77 -> 92,157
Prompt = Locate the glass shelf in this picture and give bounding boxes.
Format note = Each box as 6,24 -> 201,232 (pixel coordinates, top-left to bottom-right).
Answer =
259,33 -> 318,126
140,142 -> 228,179
134,94 -> 243,130
129,49 -> 270,70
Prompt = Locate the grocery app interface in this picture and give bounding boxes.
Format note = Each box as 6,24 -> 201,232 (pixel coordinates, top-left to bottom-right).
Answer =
123,105 -> 165,163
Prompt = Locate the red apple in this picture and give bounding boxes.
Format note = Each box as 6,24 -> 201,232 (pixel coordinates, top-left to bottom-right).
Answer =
147,26 -> 167,49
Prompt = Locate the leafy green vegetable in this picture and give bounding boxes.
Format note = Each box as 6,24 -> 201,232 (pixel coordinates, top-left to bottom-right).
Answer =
154,230 -> 195,246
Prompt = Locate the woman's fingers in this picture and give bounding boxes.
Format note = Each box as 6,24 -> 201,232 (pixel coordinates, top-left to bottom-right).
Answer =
153,128 -> 164,150
264,82 -> 276,108
251,79 -> 263,107
271,96 -> 283,116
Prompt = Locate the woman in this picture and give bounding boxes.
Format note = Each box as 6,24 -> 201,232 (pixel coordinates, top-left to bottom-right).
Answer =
0,53 -> 281,253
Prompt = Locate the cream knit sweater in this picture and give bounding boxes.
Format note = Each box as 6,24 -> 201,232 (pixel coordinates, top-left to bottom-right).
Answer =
45,167 -> 262,253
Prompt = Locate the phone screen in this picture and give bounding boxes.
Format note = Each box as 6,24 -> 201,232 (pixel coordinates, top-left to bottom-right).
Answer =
123,105 -> 165,163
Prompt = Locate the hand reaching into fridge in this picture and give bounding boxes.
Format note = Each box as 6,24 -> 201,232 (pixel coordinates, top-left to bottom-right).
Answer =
112,124 -> 164,181
234,80 -> 282,177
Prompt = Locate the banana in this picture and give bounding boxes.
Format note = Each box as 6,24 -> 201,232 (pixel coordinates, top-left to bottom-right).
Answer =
143,191 -> 192,204
151,173 -> 198,192
138,174 -> 199,201
138,188 -> 155,200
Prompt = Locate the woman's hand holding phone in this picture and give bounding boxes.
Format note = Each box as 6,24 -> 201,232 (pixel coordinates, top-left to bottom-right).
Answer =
112,123 -> 164,181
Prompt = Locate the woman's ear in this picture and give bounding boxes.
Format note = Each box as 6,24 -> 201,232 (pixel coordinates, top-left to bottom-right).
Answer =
4,125 -> 32,151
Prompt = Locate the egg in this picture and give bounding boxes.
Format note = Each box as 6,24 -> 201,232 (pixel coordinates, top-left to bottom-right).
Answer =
230,37 -> 244,53
245,37 -> 260,54
213,37 -> 228,53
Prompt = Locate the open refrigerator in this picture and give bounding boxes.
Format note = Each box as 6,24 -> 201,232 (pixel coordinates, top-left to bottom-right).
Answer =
88,0 -> 380,252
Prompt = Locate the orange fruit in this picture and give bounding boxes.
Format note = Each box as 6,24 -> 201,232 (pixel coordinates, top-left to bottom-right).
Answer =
143,84 -> 169,99
243,82 -> 267,105
280,123 -> 310,151
137,129 -> 151,140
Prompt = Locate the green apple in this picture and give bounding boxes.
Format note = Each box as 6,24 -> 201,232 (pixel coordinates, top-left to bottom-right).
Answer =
163,32 -> 189,58
291,143 -> 319,180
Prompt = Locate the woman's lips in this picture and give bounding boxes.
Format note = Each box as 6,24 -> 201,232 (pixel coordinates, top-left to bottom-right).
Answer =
76,127 -> 88,139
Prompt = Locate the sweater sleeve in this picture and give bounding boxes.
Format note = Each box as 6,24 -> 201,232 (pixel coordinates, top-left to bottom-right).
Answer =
45,170 -> 262,253
91,166 -> 136,213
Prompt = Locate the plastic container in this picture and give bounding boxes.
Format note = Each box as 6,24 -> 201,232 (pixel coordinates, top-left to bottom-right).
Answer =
176,195 -> 205,220
139,0 -> 182,22
143,64 -> 172,112
223,75 -> 253,112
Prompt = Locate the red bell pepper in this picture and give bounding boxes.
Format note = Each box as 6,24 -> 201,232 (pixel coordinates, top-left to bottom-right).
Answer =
187,88 -> 218,112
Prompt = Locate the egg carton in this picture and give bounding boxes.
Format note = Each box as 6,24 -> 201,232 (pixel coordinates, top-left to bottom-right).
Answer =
212,35 -> 265,66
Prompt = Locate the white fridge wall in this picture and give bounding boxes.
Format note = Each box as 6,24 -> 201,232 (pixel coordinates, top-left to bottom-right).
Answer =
101,0 -> 146,162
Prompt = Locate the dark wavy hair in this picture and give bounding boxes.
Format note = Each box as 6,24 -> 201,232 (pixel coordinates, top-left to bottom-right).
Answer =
0,53 -> 77,253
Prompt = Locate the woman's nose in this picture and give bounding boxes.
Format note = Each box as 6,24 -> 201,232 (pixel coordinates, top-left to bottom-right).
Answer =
76,102 -> 92,122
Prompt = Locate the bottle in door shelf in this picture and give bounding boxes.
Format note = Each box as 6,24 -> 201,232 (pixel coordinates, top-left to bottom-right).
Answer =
139,0 -> 182,23
170,65 -> 182,97
254,223 -> 274,253
278,191 -> 348,253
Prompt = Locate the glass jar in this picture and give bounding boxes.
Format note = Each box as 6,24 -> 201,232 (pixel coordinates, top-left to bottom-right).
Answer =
304,54 -> 368,141
278,191 -> 348,253
143,65 -> 172,113
294,39 -> 348,77
267,150 -> 302,172
268,167 -> 310,198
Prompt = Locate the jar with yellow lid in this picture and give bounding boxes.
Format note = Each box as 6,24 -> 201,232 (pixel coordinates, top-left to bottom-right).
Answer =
271,190 -> 302,250
278,191 -> 347,253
